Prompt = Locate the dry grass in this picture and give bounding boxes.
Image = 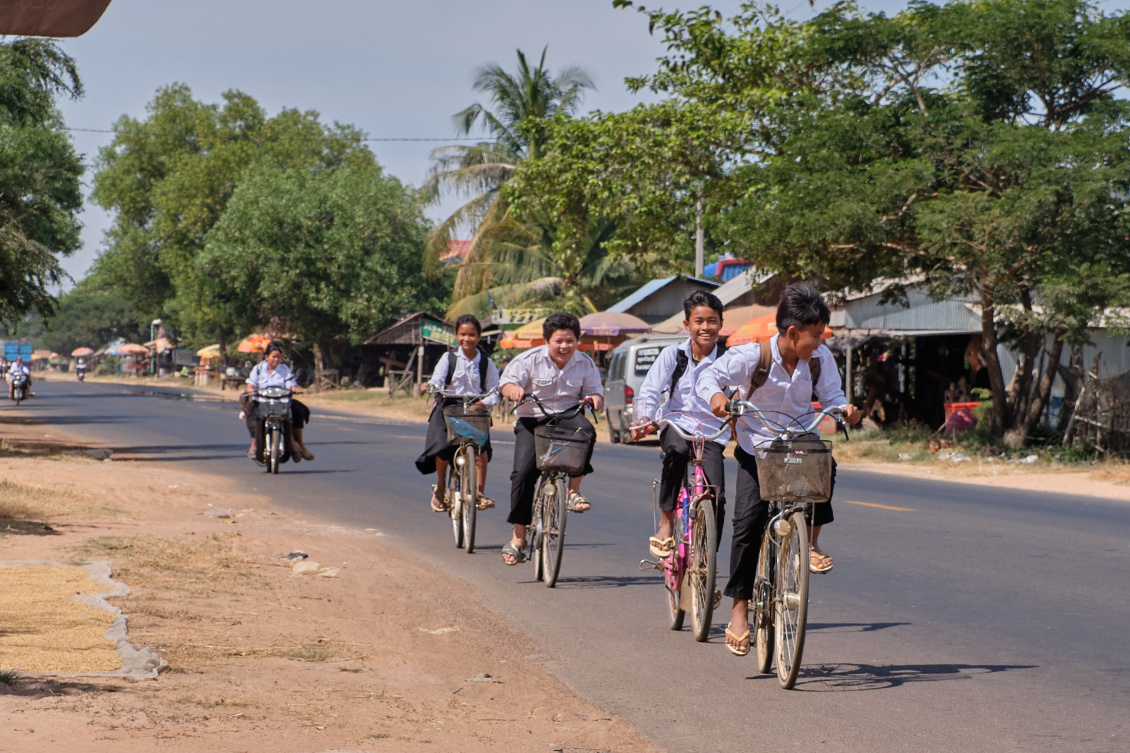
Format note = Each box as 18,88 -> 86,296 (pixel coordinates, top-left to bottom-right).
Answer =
0,479 -> 119,524
1091,461 -> 1130,485
78,534 -> 262,594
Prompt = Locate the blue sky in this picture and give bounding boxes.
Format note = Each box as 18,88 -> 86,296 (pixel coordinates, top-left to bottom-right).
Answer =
54,0 -> 1127,285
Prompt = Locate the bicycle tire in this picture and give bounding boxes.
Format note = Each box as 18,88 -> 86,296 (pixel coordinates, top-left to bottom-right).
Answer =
461,445 -> 477,554
532,477 -> 548,582
450,463 -> 464,549
541,476 -> 568,588
754,522 -> 775,674
689,496 -> 717,642
775,510 -> 810,689
665,504 -> 686,630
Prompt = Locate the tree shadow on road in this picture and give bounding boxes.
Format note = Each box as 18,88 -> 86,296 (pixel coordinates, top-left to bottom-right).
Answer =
785,661 -> 1038,691
807,621 -> 911,633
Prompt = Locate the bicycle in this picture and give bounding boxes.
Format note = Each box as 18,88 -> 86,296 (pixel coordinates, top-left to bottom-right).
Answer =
518,393 -> 596,588
254,386 -> 292,474
428,386 -> 497,554
728,399 -> 848,689
636,413 -> 730,642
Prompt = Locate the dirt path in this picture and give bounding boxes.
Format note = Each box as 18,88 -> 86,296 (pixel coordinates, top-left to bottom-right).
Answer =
0,412 -> 658,753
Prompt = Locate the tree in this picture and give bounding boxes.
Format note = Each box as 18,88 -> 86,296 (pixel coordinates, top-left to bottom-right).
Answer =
198,156 -> 438,372
30,277 -> 144,355
423,47 -> 596,311
0,38 -> 84,326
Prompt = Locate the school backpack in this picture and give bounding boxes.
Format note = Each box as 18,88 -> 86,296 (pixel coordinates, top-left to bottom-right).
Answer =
668,343 -> 727,395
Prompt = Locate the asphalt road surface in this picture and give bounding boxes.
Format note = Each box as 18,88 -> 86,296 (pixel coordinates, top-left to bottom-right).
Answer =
14,380 -> 1130,753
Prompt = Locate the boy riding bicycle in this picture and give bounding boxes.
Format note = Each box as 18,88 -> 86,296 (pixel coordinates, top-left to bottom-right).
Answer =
630,290 -> 730,560
697,282 -> 860,656
498,312 -> 604,566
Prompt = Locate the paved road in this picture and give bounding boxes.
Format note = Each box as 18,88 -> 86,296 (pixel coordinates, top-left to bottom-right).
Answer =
15,380 -> 1130,752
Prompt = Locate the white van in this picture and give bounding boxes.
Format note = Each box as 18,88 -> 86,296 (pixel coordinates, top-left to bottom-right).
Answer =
603,333 -> 688,443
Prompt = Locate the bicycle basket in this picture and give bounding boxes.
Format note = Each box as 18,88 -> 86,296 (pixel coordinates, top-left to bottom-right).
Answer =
256,398 -> 292,420
757,438 -> 833,503
533,425 -> 592,474
443,406 -> 491,446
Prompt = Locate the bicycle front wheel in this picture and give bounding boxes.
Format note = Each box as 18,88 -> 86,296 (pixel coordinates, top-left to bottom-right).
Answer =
532,477 -> 550,582
753,523 -> 775,674
461,446 -> 477,554
774,510 -> 810,689
689,497 -> 717,642
541,476 -> 568,588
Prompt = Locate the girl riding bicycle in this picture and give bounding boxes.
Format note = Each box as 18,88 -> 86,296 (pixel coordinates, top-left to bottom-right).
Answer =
697,282 -> 860,656
416,314 -> 500,512
630,290 -> 730,560
498,312 -> 604,566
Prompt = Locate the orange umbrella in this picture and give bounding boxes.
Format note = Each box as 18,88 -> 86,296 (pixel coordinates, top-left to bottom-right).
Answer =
727,313 -> 832,346
237,334 -> 273,353
499,317 -> 547,349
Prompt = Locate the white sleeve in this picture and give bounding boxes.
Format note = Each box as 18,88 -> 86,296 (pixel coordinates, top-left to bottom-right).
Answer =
697,344 -> 758,402
426,353 -> 450,392
812,346 -> 847,408
481,359 -> 501,407
632,346 -> 677,424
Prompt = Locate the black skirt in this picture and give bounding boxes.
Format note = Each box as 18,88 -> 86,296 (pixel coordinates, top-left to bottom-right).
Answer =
415,397 -> 494,474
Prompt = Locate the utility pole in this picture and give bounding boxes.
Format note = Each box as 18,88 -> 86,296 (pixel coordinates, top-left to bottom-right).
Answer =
695,197 -> 704,277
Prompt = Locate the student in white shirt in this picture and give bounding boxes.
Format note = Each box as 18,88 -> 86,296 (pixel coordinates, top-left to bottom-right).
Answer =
7,356 -> 30,398
243,341 -> 314,462
415,315 -> 501,512
630,291 -> 730,560
498,313 -> 604,566
698,282 -> 860,656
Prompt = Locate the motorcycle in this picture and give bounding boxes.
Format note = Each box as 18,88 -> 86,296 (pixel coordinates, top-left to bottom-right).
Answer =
76,365 -> 86,382
10,372 -> 29,405
253,386 -> 293,474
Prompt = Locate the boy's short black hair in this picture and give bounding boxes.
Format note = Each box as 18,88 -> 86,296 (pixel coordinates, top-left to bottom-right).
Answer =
776,281 -> 831,333
454,314 -> 482,336
682,290 -> 724,321
542,312 -> 581,341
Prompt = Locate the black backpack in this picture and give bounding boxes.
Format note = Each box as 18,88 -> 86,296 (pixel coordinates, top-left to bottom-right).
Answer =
668,342 -> 727,395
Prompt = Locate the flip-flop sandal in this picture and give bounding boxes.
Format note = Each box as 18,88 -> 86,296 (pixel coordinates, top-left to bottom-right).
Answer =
476,495 -> 496,510
725,627 -> 751,656
429,485 -> 448,513
810,552 -> 834,574
501,541 -> 526,566
648,536 -> 675,558
566,492 -> 591,513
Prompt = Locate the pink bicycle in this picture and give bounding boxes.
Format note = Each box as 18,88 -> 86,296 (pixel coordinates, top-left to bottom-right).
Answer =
638,414 -> 730,642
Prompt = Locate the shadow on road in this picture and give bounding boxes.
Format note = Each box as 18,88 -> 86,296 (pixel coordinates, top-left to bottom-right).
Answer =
807,621 -> 911,633
552,574 -> 659,590
787,661 -> 1038,691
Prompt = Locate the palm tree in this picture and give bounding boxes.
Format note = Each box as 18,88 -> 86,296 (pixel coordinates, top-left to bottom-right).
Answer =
423,47 -> 595,308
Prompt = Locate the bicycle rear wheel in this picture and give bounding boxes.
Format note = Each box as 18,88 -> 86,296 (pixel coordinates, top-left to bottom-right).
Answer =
689,496 -> 717,642
541,476 -> 568,588
665,504 -> 686,630
774,510 -> 810,689
449,464 -> 464,549
753,523 -> 775,675
461,446 -> 477,553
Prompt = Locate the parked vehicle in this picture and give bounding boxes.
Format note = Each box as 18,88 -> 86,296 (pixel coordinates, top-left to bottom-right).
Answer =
603,334 -> 687,444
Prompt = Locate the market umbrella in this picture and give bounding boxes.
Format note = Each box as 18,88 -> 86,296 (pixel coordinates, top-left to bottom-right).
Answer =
196,343 -> 221,358
70,347 -> 94,357
115,343 -> 150,355
143,336 -> 174,353
31,349 -> 54,360
727,312 -> 833,346
499,317 -> 548,349
237,334 -> 273,353
578,311 -> 651,337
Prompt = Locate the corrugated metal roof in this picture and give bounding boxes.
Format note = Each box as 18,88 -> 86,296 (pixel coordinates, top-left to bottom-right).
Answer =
713,267 -> 775,306
608,275 -> 719,313
842,288 -> 981,332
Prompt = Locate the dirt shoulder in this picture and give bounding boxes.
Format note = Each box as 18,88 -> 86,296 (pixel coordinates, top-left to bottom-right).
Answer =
0,412 -> 657,753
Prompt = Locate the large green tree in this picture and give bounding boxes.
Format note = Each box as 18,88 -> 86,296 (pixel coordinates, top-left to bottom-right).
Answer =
198,156 -> 437,371
30,277 -> 144,355
424,47 -> 597,312
0,38 -> 84,326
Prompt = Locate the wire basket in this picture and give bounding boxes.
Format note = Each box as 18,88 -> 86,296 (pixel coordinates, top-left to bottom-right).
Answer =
443,406 -> 491,446
256,399 -> 292,420
533,425 -> 592,474
757,438 -> 833,504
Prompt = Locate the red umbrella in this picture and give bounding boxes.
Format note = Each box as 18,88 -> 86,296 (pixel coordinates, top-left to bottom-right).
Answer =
71,347 -> 95,357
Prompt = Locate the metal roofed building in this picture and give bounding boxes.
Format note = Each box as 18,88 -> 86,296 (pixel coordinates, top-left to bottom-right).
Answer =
607,275 -> 720,324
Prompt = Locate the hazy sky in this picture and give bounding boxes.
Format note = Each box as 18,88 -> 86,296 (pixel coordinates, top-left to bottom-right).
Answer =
54,0 -> 1127,286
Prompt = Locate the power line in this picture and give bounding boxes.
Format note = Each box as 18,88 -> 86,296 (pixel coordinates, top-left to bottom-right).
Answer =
63,127 -> 485,143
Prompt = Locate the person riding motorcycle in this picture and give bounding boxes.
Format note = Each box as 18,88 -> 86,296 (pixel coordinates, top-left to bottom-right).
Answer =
75,356 -> 88,381
7,356 -> 31,399
242,341 -> 315,462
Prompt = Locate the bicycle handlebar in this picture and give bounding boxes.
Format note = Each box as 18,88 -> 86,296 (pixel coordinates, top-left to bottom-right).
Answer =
727,398 -> 849,441
635,415 -> 731,443
517,392 -> 595,421
426,385 -> 499,407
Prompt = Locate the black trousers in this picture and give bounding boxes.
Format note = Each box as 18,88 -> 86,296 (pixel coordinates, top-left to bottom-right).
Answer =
658,427 -> 727,549
508,414 -> 595,526
723,445 -> 836,601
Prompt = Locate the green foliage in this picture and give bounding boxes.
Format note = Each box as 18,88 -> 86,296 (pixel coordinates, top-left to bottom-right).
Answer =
30,278 -> 144,354
0,39 -> 84,326
198,157 -> 436,366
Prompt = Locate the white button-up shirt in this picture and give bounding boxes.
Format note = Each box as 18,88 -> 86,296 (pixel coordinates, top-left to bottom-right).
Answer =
632,338 -> 731,446
696,334 -> 847,453
425,349 -> 501,407
500,345 -> 604,418
246,361 -> 297,400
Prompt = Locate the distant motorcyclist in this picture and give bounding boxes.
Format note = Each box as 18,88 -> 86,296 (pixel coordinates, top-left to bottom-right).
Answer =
242,341 -> 314,462
7,356 -> 31,398
75,356 -> 88,381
